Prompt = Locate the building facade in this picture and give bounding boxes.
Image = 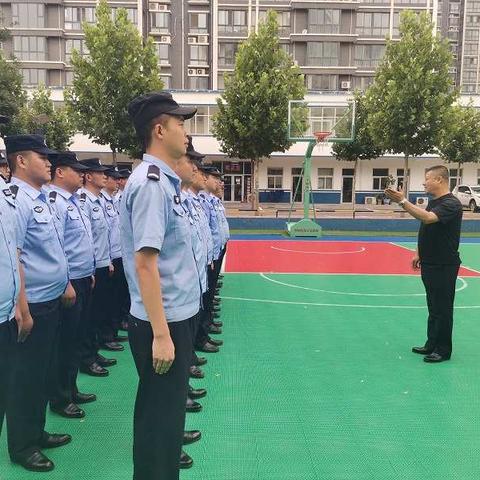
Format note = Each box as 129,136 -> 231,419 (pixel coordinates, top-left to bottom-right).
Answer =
1,1 -> 480,204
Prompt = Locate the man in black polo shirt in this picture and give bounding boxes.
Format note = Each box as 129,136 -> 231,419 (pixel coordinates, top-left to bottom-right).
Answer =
385,165 -> 463,363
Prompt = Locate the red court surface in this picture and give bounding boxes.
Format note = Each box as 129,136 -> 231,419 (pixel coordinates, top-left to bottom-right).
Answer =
225,240 -> 480,276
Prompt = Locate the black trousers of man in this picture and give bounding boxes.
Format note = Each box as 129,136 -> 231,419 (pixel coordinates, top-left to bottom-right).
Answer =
50,277 -> 92,407
421,263 -> 459,358
80,266 -> 110,367
7,298 -> 61,460
108,257 -> 129,340
128,314 -> 194,480
0,318 -> 16,438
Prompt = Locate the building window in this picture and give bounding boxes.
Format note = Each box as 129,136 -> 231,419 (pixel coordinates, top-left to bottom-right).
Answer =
449,168 -> 463,191
217,73 -> 225,90
218,43 -> 238,67
278,11 -> 291,36
20,68 -> 47,86
188,76 -> 209,89
308,9 -> 340,34
65,7 -> 95,30
396,168 -> 410,189
155,43 -> 169,65
65,71 -> 74,86
13,37 -> 46,61
267,168 -> 283,189
307,42 -> 339,67
357,12 -> 390,37
353,76 -> 374,91
372,169 -> 390,190
150,12 -> 170,33
65,39 -> 89,64
218,10 -> 248,33
306,74 -> 338,91
189,45 -> 208,65
112,8 -> 138,24
160,75 -> 171,89
354,44 -> 385,68
190,12 -> 208,33
184,105 -> 219,135
12,3 -> 45,28
318,168 -> 334,189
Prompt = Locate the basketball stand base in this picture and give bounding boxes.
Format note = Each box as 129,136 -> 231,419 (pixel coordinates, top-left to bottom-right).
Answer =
286,219 -> 323,238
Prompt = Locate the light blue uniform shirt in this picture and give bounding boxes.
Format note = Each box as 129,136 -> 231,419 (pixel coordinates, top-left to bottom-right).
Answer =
11,177 -> 68,303
48,185 -> 95,280
0,177 -> 20,322
101,190 -> 122,260
182,192 -> 207,294
211,196 -> 226,248
189,191 -> 213,266
199,191 -> 221,261
120,154 -> 200,323
217,199 -> 230,243
79,188 -> 111,269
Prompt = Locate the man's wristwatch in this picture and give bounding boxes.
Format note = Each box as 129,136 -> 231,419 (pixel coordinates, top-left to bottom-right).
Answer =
399,199 -> 407,208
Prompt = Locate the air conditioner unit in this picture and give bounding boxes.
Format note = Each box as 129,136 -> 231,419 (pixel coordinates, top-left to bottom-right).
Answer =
416,196 -> 429,206
187,68 -> 195,75
188,36 -> 197,44
448,67 -> 457,73
197,35 -> 209,44
365,196 -> 376,205
150,3 -> 168,11
341,81 -> 351,90
160,35 -> 171,44
196,68 -> 207,75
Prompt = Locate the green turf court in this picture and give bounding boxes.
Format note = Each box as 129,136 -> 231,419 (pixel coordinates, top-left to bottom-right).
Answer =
1,242 -> 480,480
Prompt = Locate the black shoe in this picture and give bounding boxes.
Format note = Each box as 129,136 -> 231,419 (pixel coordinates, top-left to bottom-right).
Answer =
73,392 -> 97,404
208,337 -> 223,347
96,354 -> 117,367
183,430 -> 202,445
209,324 -> 222,335
188,387 -> 207,400
213,312 -> 220,319
189,366 -> 204,379
13,451 -> 54,472
197,341 -> 219,353
180,450 -> 193,469
80,362 -> 109,377
217,282 -> 224,288
40,432 -> 72,449
113,334 -> 128,342
195,356 -> 207,366
213,298 -> 221,305
212,320 -> 223,328
213,305 -> 221,312
424,352 -> 450,363
50,402 -> 85,419
412,346 -> 433,355
186,398 -> 202,413
101,341 -> 124,352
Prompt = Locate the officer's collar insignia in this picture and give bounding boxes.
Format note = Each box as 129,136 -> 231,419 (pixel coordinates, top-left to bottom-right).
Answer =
2,188 -> 11,196
106,204 -> 112,209
174,195 -> 180,204
34,206 -> 43,213
93,206 -> 100,212
67,205 -> 74,211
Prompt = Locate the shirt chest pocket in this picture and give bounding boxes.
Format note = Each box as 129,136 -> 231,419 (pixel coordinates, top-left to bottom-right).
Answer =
32,210 -> 54,241
172,204 -> 190,242
67,208 -> 84,230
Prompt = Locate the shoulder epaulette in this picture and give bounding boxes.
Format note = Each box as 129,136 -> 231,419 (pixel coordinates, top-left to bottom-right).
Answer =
147,165 -> 160,181
80,192 -> 87,202
49,191 -> 57,203
9,185 -> 18,199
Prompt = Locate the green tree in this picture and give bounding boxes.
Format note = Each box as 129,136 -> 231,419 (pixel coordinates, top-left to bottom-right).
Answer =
212,10 -> 306,210
65,0 -> 163,162
16,85 -> 75,150
366,11 -> 456,198
0,53 -> 26,137
437,104 -> 480,202
332,91 -> 384,215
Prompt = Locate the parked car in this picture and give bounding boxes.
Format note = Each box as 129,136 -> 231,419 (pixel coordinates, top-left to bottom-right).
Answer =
452,185 -> 480,212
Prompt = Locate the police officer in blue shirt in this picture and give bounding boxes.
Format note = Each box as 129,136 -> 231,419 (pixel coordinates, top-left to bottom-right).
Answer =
47,152 -> 97,419
78,158 -> 118,377
121,92 -> 200,480
101,167 -> 129,345
0,152 -> 10,182
5,134 -> 72,472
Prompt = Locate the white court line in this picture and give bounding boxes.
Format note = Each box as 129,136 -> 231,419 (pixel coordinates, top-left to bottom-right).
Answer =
221,296 -> 480,309
270,246 -> 366,255
259,273 -> 468,297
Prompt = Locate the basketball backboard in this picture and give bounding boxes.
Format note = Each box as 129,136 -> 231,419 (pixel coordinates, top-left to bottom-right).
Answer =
287,99 -> 356,143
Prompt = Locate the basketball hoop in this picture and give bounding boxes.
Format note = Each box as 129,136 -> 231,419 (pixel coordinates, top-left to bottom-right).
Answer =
313,131 -> 332,146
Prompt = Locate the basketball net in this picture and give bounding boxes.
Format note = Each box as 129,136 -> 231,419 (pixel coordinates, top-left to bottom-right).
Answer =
314,131 -> 332,146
